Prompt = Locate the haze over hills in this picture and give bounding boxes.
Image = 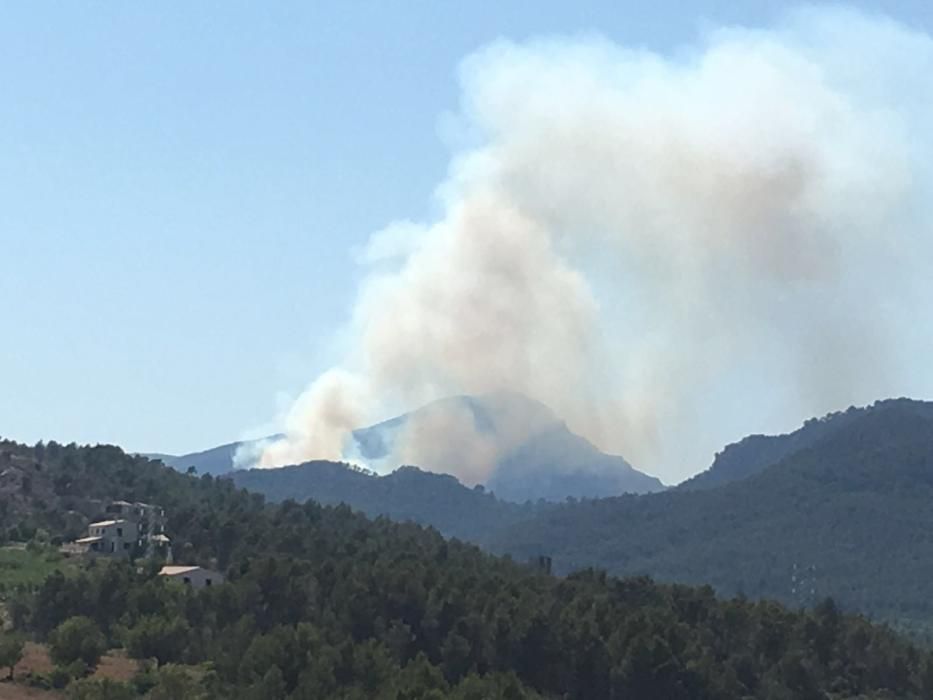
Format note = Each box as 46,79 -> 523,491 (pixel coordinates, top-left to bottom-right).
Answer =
135,394 -> 933,638
227,397 -> 933,636
212,395 -> 933,638
491,398 -> 933,634
349,392 -> 665,501
142,439 -> 271,477
153,392 -> 665,502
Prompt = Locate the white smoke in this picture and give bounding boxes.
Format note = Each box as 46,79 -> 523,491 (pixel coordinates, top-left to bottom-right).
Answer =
252,7 -> 933,483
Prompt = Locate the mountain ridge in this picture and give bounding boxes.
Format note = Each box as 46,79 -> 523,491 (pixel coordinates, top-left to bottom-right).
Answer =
229,460 -> 544,542
490,397 -> 933,634
152,392 -> 665,502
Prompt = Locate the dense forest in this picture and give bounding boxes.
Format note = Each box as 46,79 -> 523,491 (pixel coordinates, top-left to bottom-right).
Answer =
492,399 -> 933,637
227,399 -> 933,638
3,437 -> 933,698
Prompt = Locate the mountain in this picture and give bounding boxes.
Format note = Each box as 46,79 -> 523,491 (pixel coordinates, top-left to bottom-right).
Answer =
229,461 -> 543,542
152,393 -> 665,502
137,395 -> 933,637
492,398 -> 933,635
352,392 -> 665,501
677,403 -> 872,491
4,437 -> 933,698
487,420 -> 663,501
142,435 -> 282,476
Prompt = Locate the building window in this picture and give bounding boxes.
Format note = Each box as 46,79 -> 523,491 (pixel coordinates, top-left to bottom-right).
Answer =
123,543 -> 131,550
117,528 -> 123,537
205,579 -> 212,586
183,577 -> 191,585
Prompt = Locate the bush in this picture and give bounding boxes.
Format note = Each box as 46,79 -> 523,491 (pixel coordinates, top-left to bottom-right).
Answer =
23,671 -> 53,689
146,664 -> 213,700
0,631 -> 25,680
49,616 -> 106,669
49,665 -> 72,689
130,660 -> 159,695
125,614 -> 190,666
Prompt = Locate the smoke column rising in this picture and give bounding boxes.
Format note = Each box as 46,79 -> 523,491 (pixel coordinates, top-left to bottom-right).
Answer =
254,7 -> 933,483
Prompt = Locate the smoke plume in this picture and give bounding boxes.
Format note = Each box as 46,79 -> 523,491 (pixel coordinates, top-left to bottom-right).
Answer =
254,7 -> 933,484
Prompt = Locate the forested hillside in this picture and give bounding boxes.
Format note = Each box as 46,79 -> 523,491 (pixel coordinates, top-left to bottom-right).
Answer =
230,461 -> 542,543
4,437 -> 933,698
493,399 -> 933,636
677,402 -> 895,491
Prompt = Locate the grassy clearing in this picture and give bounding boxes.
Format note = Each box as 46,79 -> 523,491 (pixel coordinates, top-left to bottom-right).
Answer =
0,546 -> 73,593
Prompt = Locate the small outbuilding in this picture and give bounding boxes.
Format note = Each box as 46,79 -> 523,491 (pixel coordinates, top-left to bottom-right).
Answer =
158,565 -> 224,589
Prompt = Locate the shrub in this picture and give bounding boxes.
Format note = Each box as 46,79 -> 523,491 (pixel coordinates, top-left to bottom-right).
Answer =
0,631 -> 25,680
49,616 -> 106,669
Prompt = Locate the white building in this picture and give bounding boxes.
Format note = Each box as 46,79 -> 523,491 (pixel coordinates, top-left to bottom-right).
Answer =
64,500 -> 171,561
73,519 -> 138,557
158,565 -> 224,589
106,500 -> 170,557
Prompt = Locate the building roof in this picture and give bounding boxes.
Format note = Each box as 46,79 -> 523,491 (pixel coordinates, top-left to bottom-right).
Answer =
159,565 -> 202,576
88,519 -> 124,528
74,536 -> 103,544
150,534 -> 171,543
111,500 -> 134,507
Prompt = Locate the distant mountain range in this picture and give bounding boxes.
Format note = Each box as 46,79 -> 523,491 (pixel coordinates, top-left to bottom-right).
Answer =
351,392 -> 665,501
13,395 -> 933,636
228,397 -> 933,635
491,398 -> 933,635
143,440 -> 263,477
149,392 -> 665,502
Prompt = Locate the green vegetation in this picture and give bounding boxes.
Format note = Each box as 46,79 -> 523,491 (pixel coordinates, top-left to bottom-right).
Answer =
230,399 -> 933,639
2,436 -> 933,697
49,616 -> 107,671
230,461 -> 544,543
0,544 -> 73,592
0,630 -> 24,680
492,399 -> 933,637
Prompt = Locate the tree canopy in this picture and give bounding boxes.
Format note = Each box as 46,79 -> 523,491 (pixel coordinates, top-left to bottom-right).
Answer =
3,436 -> 933,697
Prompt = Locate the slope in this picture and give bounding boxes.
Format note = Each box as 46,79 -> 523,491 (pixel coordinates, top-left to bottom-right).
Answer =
229,461 -> 542,542
493,398 -> 933,635
677,403 -> 877,490
4,436 -> 933,698
142,435 -> 282,476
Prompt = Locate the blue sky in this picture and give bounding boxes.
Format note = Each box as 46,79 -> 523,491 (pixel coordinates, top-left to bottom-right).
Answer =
2,1 -> 932,460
